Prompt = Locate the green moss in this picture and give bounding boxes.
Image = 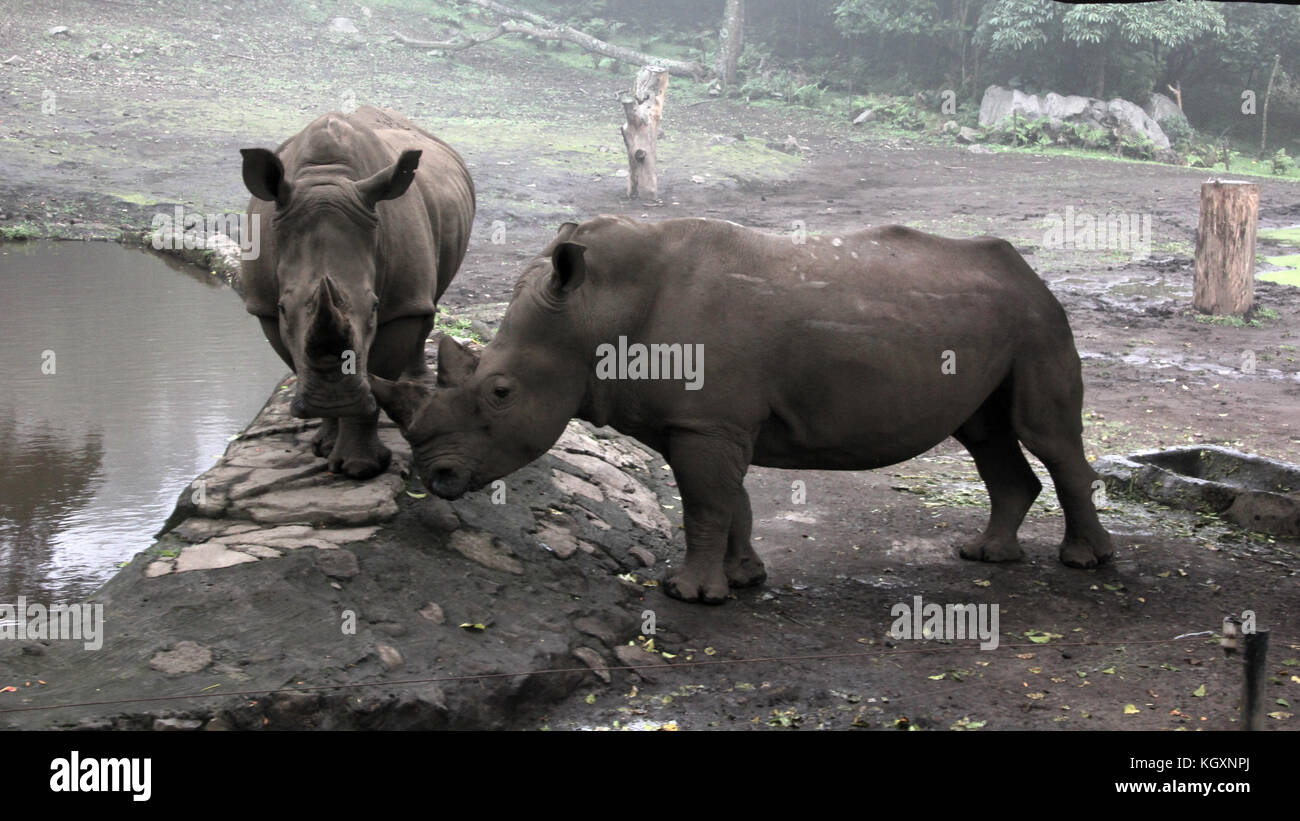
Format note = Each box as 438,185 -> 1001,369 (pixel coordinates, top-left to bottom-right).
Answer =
0,223 -> 39,241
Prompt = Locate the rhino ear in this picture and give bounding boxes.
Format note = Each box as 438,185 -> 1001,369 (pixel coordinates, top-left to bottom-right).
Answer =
550,241 -> 586,297
241,148 -> 292,207
371,375 -> 432,431
356,149 -> 422,208
437,336 -> 480,388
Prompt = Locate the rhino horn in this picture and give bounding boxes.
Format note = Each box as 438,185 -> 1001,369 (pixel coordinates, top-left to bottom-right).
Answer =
305,276 -> 353,363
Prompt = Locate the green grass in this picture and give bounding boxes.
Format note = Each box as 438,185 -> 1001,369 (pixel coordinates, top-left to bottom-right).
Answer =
434,312 -> 485,343
0,223 -> 39,241
1194,307 -> 1280,327
1259,227 -> 1300,245
1259,254 -> 1300,286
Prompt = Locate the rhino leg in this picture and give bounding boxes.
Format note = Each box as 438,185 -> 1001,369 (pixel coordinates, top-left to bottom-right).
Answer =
724,486 -> 767,588
312,418 -> 340,458
663,431 -> 750,604
953,407 -> 1040,563
326,411 -> 391,479
1009,356 -> 1115,567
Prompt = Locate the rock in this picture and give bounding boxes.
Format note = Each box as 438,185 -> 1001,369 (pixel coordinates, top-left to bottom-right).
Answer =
966,145 -> 994,154
236,473 -> 402,525
535,520 -> 578,559
375,643 -> 403,671
446,529 -> 523,575
851,108 -> 876,125
2,55 -> 25,66
941,120 -> 959,135
418,602 -> 445,624
1145,92 -> 1183,124
174,542 -> 259,573
171,517 -> 234,542
1107,97 -> 1170,149
977,84 -> 1169,149
957,126 -> 982,144
415,497 -> 461,532
153,717 -> 202,731
150,641 -> 212,675
314,548 -> 360,580
613,645 -> 669,683
628,546 -> 656,567
573,647 -> 611,683
229,544 -> 282,559
574,617 -> 618,645
551,469 -> 604,503
550,451 -> 671,538
328,17 -> 359,34
978,85 -> 1045,127
48,26 -> 70,37
709,134 -> 738,145
144,560 -> 174,578
468,319 -> 493,341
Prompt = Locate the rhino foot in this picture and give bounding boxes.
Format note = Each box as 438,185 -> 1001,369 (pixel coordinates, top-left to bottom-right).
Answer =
328,439 -> 392,480
958,533 -> 1024,563
724,555 -> 767,588
1059,534 -> 1114,568
664,568 -> 731,605
311,419 -> 339,458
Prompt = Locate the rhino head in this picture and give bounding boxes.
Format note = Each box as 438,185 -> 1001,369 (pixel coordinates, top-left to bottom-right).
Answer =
370,232 -> 590,498
240,145 -> 423,418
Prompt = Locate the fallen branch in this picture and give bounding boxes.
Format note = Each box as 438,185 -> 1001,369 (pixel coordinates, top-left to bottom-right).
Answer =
394,0 -> 710,81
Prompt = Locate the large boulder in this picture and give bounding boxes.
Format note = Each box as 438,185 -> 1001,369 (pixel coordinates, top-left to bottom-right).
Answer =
978,84 -> 1170,149
978,85 -> 1045,128
1144,92 -> 1183,124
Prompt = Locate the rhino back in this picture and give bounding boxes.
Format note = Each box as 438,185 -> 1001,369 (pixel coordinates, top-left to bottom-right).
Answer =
570,218 -> 1075,465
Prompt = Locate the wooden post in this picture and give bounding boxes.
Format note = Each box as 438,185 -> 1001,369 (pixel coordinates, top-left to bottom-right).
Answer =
620,65 -> 669,200
1194,180 -> 1259,316
1241,628 -> 1269,731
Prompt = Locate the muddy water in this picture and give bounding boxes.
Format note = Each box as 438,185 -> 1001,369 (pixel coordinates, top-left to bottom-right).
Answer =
0,242 -> 287,603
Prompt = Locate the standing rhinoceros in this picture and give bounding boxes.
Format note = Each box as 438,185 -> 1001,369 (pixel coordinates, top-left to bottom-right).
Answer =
372,216 -> 1114,603
239,105 -> 474,478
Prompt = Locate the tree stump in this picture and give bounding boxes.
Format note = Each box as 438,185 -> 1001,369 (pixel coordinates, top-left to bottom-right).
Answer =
620,65 -> 669,199
1194,180 -> 1259,316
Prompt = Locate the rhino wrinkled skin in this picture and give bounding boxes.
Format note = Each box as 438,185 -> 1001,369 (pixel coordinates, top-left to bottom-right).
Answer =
374,216 -> 1114,604
240,105 -> 474,478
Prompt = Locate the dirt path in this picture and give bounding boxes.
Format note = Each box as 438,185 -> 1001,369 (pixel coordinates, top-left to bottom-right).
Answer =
2,1 -> 1298,730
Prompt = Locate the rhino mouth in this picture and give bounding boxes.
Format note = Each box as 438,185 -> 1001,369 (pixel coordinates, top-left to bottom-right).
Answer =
422,462 -> 478,500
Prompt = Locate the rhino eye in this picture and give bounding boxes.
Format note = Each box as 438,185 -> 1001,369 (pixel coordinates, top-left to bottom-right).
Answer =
277,300 -> 286,316
493,385 -> 511,399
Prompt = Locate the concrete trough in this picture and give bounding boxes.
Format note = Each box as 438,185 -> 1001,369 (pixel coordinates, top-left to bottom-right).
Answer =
1094,446 -> 1300,538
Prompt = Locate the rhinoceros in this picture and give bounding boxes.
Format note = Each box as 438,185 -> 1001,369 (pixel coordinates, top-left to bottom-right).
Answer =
239,105 -> 474,478
372,216 -> 1114,603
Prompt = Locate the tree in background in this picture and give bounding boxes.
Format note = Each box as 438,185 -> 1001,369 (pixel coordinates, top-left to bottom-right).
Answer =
976,0 -> 1223,99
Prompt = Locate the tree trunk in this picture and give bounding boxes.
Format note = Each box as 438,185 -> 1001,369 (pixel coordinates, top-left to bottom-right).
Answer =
395,0 -> 709,81
620,65 -> 670,200
1194,180 -> 1259,316
714,0 -> 745,93
1261,53 -> 1280,155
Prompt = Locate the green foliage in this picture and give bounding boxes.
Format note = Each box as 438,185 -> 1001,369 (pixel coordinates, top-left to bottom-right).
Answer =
1158,114 -> 1195,149
1272,149 -> 1296,176
0,223 -> 38,241
988,115 -> 1054,147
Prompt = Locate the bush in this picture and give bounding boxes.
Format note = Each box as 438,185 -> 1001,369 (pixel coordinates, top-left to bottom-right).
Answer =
1158,114 -> 1196,149
1272,148 -> 1296,175
988,116 -> 1054,147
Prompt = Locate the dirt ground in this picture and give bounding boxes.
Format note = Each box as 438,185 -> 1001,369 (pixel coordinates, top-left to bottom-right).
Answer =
2,1 -> 1298,730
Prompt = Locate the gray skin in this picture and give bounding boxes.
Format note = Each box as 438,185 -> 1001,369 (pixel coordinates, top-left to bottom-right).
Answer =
240,105 -> 474,479
372,216 -> 1114,604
